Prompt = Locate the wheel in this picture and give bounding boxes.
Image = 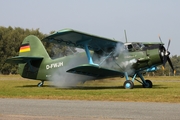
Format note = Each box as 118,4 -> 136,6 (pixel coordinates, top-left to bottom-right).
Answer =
37,82 -> 43,87
37,81 -> 44,87
143,80 -> 153,88
123,80 -> 134,89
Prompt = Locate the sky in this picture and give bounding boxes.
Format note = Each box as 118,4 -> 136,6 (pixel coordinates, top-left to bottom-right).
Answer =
1,0 -> 180,55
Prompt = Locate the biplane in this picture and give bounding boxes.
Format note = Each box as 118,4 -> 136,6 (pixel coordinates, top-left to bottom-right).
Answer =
6,28 -> 174,89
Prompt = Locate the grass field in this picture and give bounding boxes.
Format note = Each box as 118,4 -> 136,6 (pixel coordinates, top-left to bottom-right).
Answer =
0,75 -> 180,103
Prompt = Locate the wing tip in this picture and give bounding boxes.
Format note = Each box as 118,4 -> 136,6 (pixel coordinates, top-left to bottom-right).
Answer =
57,28 -> 74,33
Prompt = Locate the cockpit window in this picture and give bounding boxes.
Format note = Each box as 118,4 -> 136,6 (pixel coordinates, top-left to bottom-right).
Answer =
128,45 -> 133,49
137,43 -> 145,49
132,43 -> 139,50
124,42 -> 145,51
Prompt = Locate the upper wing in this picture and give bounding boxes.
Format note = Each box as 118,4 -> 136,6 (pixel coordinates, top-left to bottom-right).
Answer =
42,28 -> 123,52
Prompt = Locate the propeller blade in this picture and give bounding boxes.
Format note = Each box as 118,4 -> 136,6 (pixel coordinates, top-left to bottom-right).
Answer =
158,35 -> 163,43
167,56 -> 174,73
167,39 -> 171,51
163,56 -> 168,67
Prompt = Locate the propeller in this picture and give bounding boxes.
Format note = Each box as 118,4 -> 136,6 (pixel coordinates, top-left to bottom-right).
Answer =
158,36 -> 174,73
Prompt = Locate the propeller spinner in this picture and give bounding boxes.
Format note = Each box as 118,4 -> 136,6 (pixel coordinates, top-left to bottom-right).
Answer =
159,36 -> 174,73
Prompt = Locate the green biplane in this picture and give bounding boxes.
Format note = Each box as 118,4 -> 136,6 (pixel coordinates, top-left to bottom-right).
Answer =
6,28 -> 174,89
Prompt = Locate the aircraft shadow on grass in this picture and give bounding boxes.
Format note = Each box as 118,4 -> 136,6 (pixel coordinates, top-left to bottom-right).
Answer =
16,84 -> 167,90
61,85 -> 167,90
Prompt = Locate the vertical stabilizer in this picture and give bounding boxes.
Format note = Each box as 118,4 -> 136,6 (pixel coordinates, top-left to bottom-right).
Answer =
19,35 -> 50,58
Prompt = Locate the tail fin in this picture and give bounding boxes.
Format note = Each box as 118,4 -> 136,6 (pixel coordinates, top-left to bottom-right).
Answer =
6,35 -> 50,63
19,35 -> 49,58
6,35 -> 50,79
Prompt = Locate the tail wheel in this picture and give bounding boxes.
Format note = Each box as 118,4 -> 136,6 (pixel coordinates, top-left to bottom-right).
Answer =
124,80 -> 134,89
37,81 -> 44,87
143,80 -> 153,88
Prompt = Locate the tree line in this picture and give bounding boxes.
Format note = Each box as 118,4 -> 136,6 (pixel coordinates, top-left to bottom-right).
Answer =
0,26 -> 179,76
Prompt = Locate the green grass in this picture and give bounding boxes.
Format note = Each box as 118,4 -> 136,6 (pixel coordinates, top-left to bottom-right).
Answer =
0,75 -> 180,103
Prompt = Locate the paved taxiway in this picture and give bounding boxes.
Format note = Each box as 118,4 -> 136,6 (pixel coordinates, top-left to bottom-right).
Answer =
0,98 -> 180,120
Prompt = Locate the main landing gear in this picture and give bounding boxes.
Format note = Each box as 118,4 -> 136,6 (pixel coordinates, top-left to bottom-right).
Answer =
37,81 -> 44,87
123,72 -> 153,89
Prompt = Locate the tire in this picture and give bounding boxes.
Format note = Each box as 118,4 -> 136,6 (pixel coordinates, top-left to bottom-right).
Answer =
123,80 -> 134,89
143,80 -> 153,88
37,81 -> 44,87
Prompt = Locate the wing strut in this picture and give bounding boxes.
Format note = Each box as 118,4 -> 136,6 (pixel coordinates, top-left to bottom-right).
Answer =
84,44 -> 94,64
78,40 -> 98,66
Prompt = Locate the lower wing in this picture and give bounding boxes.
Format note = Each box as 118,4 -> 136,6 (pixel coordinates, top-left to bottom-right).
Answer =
66,64 -> 124,78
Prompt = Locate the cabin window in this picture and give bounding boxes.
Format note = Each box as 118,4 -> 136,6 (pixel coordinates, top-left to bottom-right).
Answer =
124,44 -> 133,51
124,43 -> 145,51
132,43 -> 140,50
128,45 -> 133,50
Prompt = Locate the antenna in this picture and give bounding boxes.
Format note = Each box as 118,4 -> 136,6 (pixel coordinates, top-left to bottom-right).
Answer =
124,30 -> 128,43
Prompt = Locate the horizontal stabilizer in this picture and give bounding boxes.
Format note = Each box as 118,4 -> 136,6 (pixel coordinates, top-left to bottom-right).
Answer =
6,56 -> 43,64
67,64 -> 124,78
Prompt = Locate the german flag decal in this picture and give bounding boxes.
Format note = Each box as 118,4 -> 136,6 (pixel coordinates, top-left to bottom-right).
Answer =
19,43 -> 30,52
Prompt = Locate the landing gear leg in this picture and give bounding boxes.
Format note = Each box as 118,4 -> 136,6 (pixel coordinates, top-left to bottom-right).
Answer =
123,72 -> 134,89
37,81 -> 44,87
122,72 -> 153,89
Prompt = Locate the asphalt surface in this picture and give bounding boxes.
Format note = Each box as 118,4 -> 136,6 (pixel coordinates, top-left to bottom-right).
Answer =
0,98 -> 180,120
